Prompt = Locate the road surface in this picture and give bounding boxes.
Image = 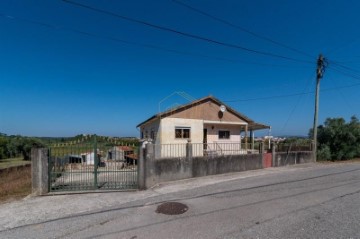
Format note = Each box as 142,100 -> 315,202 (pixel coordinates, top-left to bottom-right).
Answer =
1,162 -> 360,238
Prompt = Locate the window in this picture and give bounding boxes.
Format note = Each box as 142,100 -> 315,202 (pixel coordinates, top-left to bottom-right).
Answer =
218,130 -> 230,139
150,130 -> 156,140
175,127 -> 191,139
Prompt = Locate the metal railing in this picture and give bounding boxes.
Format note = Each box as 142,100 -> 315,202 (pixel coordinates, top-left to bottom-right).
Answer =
154,143 -> 187,159
154,142 -> 259,159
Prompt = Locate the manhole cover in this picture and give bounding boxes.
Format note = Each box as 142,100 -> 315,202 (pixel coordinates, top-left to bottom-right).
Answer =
156,202 -> 188,215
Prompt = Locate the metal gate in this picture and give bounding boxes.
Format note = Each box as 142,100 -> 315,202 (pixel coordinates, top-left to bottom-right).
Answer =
48,137 -> 138,192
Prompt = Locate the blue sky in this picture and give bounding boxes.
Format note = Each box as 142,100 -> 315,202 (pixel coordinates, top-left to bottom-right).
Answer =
1,0 -> 360,137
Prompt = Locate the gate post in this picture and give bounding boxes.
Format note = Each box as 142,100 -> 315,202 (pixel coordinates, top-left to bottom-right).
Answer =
93,135 -> 98,189
145,141 -> 155,189
138,140 -> 155,189
138,140 -> 147,190
31,148 -> 49,195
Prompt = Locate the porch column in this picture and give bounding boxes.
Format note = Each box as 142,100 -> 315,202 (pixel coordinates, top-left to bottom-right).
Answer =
245,124 -> 248,151
251,130 -> 254,151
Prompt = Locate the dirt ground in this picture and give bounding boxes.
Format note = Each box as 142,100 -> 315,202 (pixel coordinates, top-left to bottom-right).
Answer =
0,165 -> 31,204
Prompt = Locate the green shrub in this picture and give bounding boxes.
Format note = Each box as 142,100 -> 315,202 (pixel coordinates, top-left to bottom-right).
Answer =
317,145 -> 331,161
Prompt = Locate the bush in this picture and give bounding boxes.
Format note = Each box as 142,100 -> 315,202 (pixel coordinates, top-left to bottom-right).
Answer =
312,116 -> 360,161
317,145 -> 331,161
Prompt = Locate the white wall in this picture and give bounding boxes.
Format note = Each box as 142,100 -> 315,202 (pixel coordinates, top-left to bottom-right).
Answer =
204,124 -> 243,144
160,118 -> 203,144
140,119 -> 161,145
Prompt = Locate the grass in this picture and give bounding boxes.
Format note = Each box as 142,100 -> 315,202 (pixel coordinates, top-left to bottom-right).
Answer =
0,157 -> 30,169
0,165 -> 32,204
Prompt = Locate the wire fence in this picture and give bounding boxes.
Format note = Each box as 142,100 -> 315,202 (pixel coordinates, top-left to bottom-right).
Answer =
275,142 -> 312,152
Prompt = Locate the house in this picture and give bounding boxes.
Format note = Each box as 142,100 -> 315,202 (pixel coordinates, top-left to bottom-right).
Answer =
108,146 -> 138,165
81,152 -> 96,165
108,146 -> 133,161
137,95 -> 270,158
81,151 -> 102,166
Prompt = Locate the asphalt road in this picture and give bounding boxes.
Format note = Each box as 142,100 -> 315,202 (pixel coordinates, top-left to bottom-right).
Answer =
1,162 -> 360,238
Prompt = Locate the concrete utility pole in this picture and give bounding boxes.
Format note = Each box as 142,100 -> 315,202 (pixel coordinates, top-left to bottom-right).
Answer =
313,54 -> 326,162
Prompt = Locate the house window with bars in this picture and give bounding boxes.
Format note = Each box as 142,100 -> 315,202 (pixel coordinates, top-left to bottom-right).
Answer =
218,130 -> 230,139
175,127 -> 191,139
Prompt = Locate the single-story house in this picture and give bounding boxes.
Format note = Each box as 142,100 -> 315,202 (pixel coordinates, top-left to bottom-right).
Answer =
137,95 -> 270,158
81,151 -> 102,166
108,146 -> 134,161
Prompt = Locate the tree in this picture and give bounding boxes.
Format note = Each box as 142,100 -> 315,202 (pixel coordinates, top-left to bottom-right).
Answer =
20,138 -> 46,161
0,136 -> 9,159
313,116 -> 360,161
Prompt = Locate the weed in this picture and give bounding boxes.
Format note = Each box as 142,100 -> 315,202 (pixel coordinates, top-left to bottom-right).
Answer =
0,165 -> 31,203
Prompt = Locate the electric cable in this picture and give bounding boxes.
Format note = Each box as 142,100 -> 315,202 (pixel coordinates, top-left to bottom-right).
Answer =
328,66 -> 360,81
224,81 -> 360,102
62,0 -> 314,64
172,0 -> 314,59
279,74 -> 315,133
0,13 -> 313,68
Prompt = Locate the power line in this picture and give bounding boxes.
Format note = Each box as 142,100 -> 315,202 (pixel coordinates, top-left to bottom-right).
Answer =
328,76 -> 353,112
1,13 -> 309,68
62,0 -> 314,64
172,0 -> 314,59
326,58 -> 360,80
279,74 -> 315,133
328,66 -> 360,81
0,13 -> 227,61
327,60 -> 360,74
224,82 -> 360,102
224,92 -> 311,102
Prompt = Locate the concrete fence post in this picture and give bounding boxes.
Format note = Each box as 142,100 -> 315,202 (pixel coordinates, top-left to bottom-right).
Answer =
259,142 -> 264,168
145,141 -> 155,189
186,139 -> 193,159
186,140 -> 193,177
137,141 -> 146,190
259,142 -> 264,154
271,142 -> 276,167
31,148 -> 49,195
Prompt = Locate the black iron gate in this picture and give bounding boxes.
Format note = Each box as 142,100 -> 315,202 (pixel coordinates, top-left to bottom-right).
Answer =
48,137 -> 138,192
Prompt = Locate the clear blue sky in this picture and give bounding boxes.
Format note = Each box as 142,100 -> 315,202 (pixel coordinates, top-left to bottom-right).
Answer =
1,0 -> 360,137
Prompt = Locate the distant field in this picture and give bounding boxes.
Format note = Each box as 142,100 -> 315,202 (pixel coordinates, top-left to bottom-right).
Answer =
0,157 -> 30,169
0,165 -> 31,203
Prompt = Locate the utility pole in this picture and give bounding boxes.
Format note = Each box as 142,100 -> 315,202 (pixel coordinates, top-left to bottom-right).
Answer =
313,54 -> 326,162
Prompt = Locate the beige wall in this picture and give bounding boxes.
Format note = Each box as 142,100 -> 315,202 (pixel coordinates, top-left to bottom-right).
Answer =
141,119 -> 245,145
204,124 -> 243,144
140,117 -> 248,157
170,100 -> 247,123
160,117 -> 203,144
